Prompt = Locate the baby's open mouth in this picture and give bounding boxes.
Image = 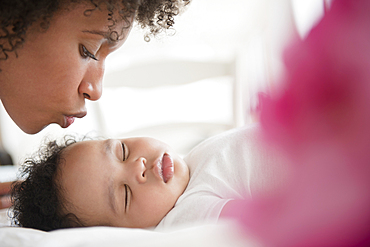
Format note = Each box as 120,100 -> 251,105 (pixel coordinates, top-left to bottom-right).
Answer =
161,153 -> 174,183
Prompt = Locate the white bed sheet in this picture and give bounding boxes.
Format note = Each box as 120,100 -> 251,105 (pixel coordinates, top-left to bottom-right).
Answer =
0,209 -> 11,228
0,219 -> 257,247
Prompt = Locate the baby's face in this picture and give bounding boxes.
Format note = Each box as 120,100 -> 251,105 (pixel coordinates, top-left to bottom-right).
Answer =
58,137 -> 190,228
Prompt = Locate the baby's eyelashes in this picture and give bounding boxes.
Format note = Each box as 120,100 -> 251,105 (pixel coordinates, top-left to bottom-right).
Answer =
124,184 -> 131,212
121,142 -> 126,161
121,141 -> 129,161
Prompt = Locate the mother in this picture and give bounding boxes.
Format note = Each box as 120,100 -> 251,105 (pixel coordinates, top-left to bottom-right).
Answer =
0,0 -> 190,134
0,0 -> 190,208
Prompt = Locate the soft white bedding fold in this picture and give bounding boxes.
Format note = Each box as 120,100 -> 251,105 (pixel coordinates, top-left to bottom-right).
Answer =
0,220 -> 256,247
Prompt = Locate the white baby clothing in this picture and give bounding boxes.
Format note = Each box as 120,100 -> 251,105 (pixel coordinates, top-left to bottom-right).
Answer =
156,124 -> 288,231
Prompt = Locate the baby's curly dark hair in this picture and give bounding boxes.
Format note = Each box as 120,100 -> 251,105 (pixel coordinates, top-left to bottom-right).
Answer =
0,0 -> 191,60
10,136 -> 84,231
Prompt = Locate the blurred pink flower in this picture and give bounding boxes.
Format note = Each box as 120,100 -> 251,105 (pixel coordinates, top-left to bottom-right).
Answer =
225,0 -> 370,246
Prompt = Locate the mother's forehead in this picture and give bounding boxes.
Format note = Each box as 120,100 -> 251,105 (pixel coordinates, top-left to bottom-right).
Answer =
55,2 -> 134,36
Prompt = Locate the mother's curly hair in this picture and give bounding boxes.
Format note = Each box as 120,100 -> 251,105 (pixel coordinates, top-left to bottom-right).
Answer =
0,0 -> 191,60
10,136 -> 84,231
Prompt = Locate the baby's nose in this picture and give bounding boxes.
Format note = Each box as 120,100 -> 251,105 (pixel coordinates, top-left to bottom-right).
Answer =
135,157 -> 147,183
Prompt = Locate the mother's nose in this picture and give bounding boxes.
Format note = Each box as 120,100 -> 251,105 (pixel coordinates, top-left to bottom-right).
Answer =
78,78 -> 102,101
79,63 -> 104,101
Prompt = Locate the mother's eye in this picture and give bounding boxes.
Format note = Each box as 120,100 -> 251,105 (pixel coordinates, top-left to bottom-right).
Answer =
79,44 -> 98,61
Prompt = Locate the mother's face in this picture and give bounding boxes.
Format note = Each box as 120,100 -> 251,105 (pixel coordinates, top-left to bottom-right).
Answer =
0,3 -> 132,134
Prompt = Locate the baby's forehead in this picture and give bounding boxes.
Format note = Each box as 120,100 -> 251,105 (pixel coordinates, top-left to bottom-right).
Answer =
65,139 -> 103,151
59,140 -> 112,183
61,139 -> 106,163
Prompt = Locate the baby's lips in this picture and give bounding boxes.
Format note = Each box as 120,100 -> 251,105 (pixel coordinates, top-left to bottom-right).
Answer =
162,154 -> 174,183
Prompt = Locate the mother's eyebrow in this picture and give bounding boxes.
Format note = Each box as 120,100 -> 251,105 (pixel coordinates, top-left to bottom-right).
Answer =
82,30 -> 109,39
82,30 -> 120,44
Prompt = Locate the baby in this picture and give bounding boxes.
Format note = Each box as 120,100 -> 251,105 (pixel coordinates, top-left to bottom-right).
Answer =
11,125 -> 288,231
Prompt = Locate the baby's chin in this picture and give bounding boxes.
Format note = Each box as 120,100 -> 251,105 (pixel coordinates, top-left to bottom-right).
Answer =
173,157 -> 190,190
